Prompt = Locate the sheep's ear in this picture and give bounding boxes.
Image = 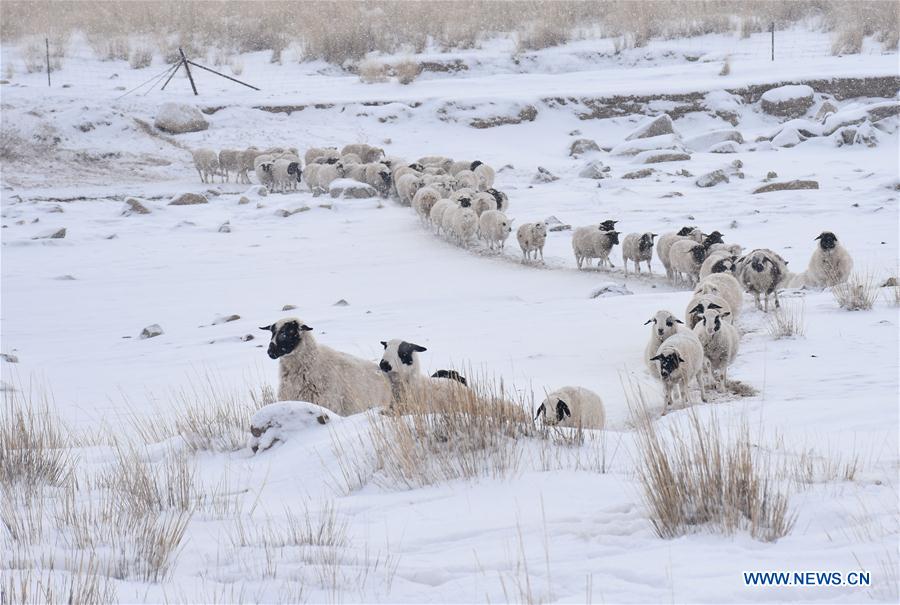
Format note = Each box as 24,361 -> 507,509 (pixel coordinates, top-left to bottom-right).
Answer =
409,343 -> 427,353
534,403 -> 546,421
380,341 -> 388,349
649,354 -> 662,361
674,318 -> 684,324
259,325 -> 273,331
556,400 -> 572,422
720,312 -> 731,318
651,233 -> 658,238
676,354 -> 686,363
708,303 -> 722,310
300,324 -> 313,332
689,304 -> 704,315
644,318 -> 655,325
814,234 -> 822,240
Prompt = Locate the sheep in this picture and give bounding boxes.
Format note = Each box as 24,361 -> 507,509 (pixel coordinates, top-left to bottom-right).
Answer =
685,294 -> 732,329
341,144 -> 384,163
453,170 -> 479,191
737,248 -> 789,312
805,231 -> 853,287
621,232 -> 657,275
668,231 -> 725,287
517,222 -> 548,261
218,149 -> 240,183
699,251 -> 738,280
253,154 -> 275,189
694,272 -> 743,319
449,160 -> 473,175
259,318 -> 392,416
692,307 -> 739,391
656,226 -> 702,280
307,162 -> 343,192
364,162 -> 392,197
417,156 -> 454,173
429,198 -> 455,234
340,153 -> 363,167
305,147 -> 340,166
643,310 -> 689,377
535,386 -> 605,429
471,191 -> 498,216
192,148 -> 219,184
449,205 -> 478,246
238,147 -> 259,184
396,173 -> 424,206
471,160 -> 495,190
650,332 -> 707,414
450,188 -> 475,203
270,158 -> 302,192
709,243 -> 743,256
412,186 -> 442,221
478,210 -> 514,251
378,339 -> 468,408
423,173 -> 456,197
572,226 -> 620,269
486,188 -> 509,212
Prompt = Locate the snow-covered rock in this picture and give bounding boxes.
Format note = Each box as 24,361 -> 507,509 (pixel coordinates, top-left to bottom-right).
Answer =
834,121 -> 879,148
823,101 -> 900,135
753,180 -> 819,194
274,207 -> 310,217
709,141 -> 740,153
760,85 -> 814,118
578,160 -> 609,179
169,192 -> 208,206
771,127 -> 803,148
533,166 -> 559,183
635,150 -> 691,164
590,283 -> 633,298
154,102 -> 209,134
815,100 -> 838,122
622,168 -> 655,179
611,134 -> 682,156
702,90 -> 742,123
31,227 -> 66,239
123,198 -> 151,215
696,169 -> 729,188
245,185 -> 268,197
569,138 -> 600,157
683,129 -> 743,152
140,324 -> 163,339
625,114 -> 674,140
330,179 -> 377,199
248,401 -> 336,453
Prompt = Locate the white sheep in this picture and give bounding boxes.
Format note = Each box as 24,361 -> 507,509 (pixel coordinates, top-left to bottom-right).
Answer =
192,148 -> 219,184
737,248 -> 790,312
694,272 -> 743,319
260,318 -> 392,416
685,293 -> 732,329
305,147 -> 340,166
364,162 -> 392,197
667,231 -> 724,287
699,250 -> 738,280
478,210 -> 513,251
423,173 -> 456,197
486,188 -> 509,212
449,160 -> 473,175
378,339 -> 468,408
471,160 -> 495,190
417,156 -> 454,173
572,226 -> 620,269
650,332 -> 708,414
656,227 -> 702,280
517,222 -> 548,261
692,306 -> 739,391
471,191 -> 498,216
341,144 -> 384,163
643,309 -> 689,378
396,173 -> 424,206
450,206 -> 479,246
412,186 -> 442,221
805,231 -> 853,287
429,198 -> 454,235
238,147 -> 259,184
453,170 -> 479,191
218,149 -> 240,183
535,386 -> 605,429
253,154 -> 275,189
272,158 -> 302,192
621,232 -> 657,275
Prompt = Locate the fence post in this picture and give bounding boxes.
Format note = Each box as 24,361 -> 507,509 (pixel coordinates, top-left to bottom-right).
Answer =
45,37 -> 51,86
179,48 -> 198,96
770,22 -> 775,61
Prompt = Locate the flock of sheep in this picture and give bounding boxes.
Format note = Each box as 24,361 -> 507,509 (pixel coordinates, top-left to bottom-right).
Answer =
188,142 -> 855,429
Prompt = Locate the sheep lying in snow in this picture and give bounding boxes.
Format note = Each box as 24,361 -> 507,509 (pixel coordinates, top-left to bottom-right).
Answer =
260,318 -> 392,416
804,231 -> 853,287
535,386 -> 605,429
650,332 -> 707,414
643,310 -> 689,378
248,401 -> 334,453
378,339 -> 468,408
192,148 -> 219,184
692,306 -> 739,390
621,232 -> 657,275
517,222 -> 548,261
737,248 -> 789,311
572,225 -> 620,269
478,210 -> 513,251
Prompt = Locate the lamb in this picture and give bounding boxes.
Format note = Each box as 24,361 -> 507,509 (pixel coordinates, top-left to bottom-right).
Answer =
260,318 -> 392,416
378,339 -> 468,408
668,231 -> 725,287
692,307 -> 739,391
621,232 -> 657,275
191,148 -> 219,184
396,173 -> 424,206
218,149 -> 240,183
478,210 -> 514,251
449,205 -> 479,246
535,386 -> 605,429
572,226 -> 620,269
305,147 -> 340,166
650,332 -> 708,414
471,160 -> 495,190
804,231 -> 853,287
643,310 -> 689,377
693,272 -> 743,319
517,222 -> 548,261
737,248 -> 789,312
685,294 -> 732,329
412,186 -> 442,221
272,158 -> 302,192
699,251 -> 738,279
341,144 -> 384,163
656,226 -> 703,280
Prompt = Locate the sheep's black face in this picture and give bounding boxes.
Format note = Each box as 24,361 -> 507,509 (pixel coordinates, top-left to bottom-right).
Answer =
711,258 -> 735,274
379,359 -> 392,372
606,231 -> 621,246
704,231 -> 724,247
471,160 -> 483,170
260,320 -> 311,359
816,231 -> 837,250
288,162 -> 302,181
639,233 -> 655,251
677,226 -> 695,236
397,341 -> 426,365
555,400 -> 571,422
459,198 -> 472,208
380,171 -> 392,186
599,220 -> 618,231
650,352 -> 684,379
487,188 -> 504,206
751,256 -> 767,272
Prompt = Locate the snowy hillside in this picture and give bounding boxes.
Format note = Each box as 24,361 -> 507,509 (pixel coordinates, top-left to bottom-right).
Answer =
1,21 -> 899,605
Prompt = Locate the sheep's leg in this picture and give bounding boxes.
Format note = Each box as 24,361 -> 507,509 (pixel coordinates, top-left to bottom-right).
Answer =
697,371 -> 708,403
774,290 -> 781,309
754,292 -> 762,310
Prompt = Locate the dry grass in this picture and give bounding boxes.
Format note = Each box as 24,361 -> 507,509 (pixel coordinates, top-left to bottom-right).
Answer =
833,272 -> 879,311
392,59 -> 421,85
1,558 -> 118,605
128,45 -> 154,69
358,58 -> 388,84
828,0 -> 899,54
718,56 -> 731,76
766,299 -> 805,339
229,56 -> 244,76
630,397 -> 795,542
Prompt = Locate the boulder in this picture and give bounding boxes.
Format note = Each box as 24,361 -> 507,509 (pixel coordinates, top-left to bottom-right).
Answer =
815,100 -> 838,122
169,192 -> 208,206
140,324 -> 164,339
245,185 -> 268,197
212,314 -> 241,324
569,138 -> 600,157
248,401 -> 336,453
123,198 -> 151,215
771,127 -> 803,148
834,121 -> 878,148
329,179 -> 377,199
544,215 -> 571,232
590,283 -> 633,298
753,180 -> 819,194
611,134 -> 682,156
578,160 -> 609,179
635,150 -> 691,164
1,353 -> 19,363
696,169 -> 729,188
760,85 -> 814,118
32,227 -> 66,239
625,114 -> 674,140
702,90 -> 742,124
683,129 -> 743,152
622,168 -> 655,179
709,141 -> 740,153
238,196 -> 251,205
274,207 -> 310,217
533,166 -> 559,183
154,102 -> 208,134
218,221 -> 231,233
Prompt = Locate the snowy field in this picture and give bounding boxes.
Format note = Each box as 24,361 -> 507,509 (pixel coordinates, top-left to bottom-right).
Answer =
1,26 -> 899,604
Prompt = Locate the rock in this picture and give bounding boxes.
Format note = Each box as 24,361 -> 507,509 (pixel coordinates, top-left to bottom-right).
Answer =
771,127 -> 804,148
683,129 -> 744,152
610,134 -> 682,157
54,274 -> 76,280
329,179 -> 377,199
661,191 -> 683,198
544,216 -> 571,232
766,171 -> 778,180
241,334 -> 254,342
123,198 -> 151,215
635,150 -> 691,164
578,160 -> 609,179
675,169 -> 693,177
881,277 -> 898,287
212,314 -> 241,324
866,101 -> 900,122
248,401 -> 335,453
154,102 -> 209,134
32,227 -> 66,239
238,196 -> 251,205
696,169 -> 729,188
333,299 -> 349,307
625,114 -> 674,140
140,324 -> 164,339
729,220 -> 739,229
533,167 -> 559,183
815,100 -> 838,122
106,234 -> 118,240
590,283 -> 633,298
569,138 -> 600,157
169,192 -> 208,206
834,121 -> 878,148
622,168 -> 655,179
703,90 -> 742,125
760,85 -> 814,118
218,221 -> 231,233
753,180 -> 819,194
0,353 -> 19,363
709,141 -> 740,153
274,207 -> 310,217
245,185 -> 268,197
281,304 -> 297,311
47,205 -> 64,213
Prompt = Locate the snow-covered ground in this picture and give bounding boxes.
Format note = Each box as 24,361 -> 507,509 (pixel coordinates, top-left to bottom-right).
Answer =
1,27 -> 898,604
